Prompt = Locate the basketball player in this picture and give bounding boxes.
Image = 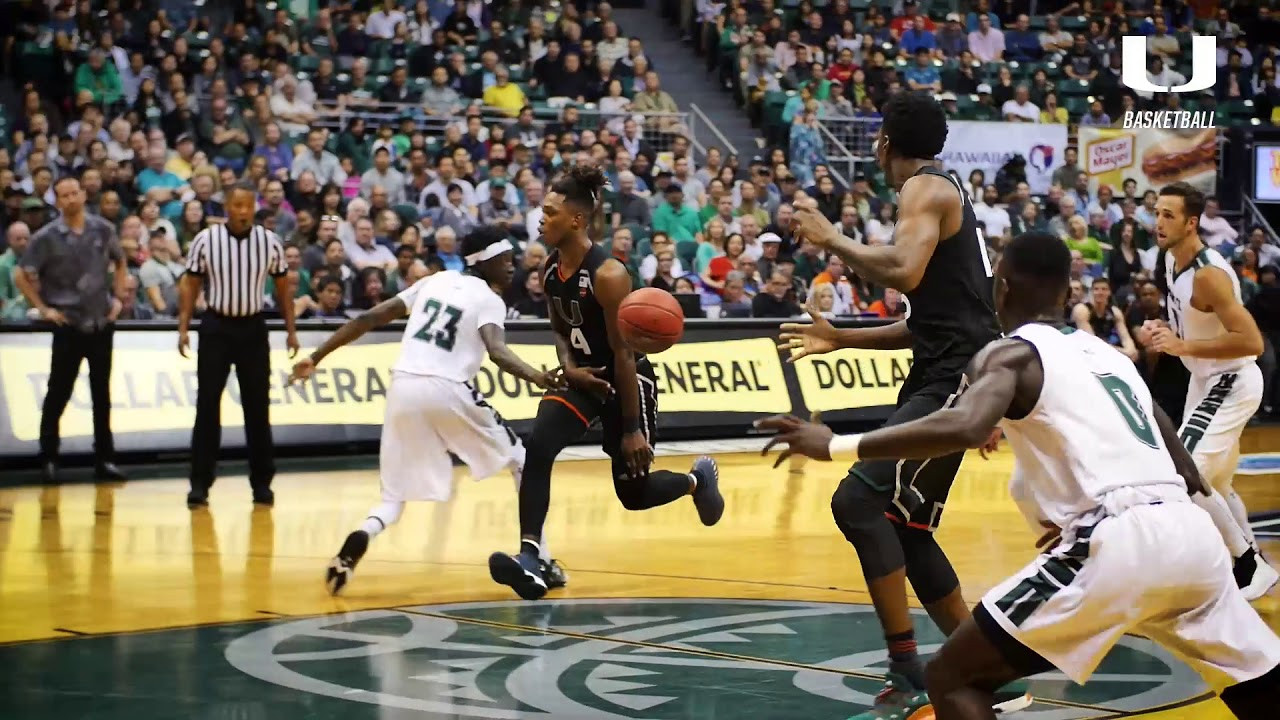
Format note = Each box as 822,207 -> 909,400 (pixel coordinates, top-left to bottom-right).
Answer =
783,92 -> 1012,717
759,231 -> 1280,720
1148,181 -> 1278,600
487,165 -> 725,601
287,227 -> 566,595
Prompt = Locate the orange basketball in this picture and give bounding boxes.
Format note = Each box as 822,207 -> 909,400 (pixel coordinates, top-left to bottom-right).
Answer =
618,288 -> 685,354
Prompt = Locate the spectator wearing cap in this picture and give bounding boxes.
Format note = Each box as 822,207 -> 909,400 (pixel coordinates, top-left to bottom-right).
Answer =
755,231 -> 785,280
16,177 -> 129,484
477,178 -> 525,236
969,83 -> 998,120
937,14 -> 968,58
652,184 -> 702,243
360,148 -> 407,206
968,14 -> 1005,63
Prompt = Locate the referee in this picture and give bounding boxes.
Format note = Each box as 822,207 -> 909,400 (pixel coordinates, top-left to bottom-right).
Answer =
177,182 -> 299,509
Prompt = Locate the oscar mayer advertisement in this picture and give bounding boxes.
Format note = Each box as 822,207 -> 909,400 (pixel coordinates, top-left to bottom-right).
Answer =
1079,126 -> 1218,196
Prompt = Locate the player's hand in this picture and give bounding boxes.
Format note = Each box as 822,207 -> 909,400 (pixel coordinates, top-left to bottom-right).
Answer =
531,365 -> 568,391
106,297 -> 122,322
621,430 -> 653,480
1035,522 -> 1062,553
40,307 -> 68,326
289,357 -> 316,384
791,200 -> 839,249
178,329 -> 191,357
1148,326 -> 1185,356
756,414 -> 834,468
286,331 -> 301,358
777,301 -> 841,362
566,366 -> 613,397
979,427 -> 1003,460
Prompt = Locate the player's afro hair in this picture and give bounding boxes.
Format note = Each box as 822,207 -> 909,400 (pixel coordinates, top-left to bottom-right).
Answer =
881,92 -> 949,160
461,225 -> 510,259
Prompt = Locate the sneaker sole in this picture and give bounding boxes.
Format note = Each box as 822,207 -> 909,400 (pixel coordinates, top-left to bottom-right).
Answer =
325,558 -> 352,596
489,553 -> 548,601
693,456 -> 724,526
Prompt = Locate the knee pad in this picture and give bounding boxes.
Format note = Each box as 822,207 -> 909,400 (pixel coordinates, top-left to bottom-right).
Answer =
895,522 -> 960,604
830,475 -> 903,580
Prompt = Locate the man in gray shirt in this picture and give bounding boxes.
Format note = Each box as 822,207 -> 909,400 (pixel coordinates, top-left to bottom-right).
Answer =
15,176 -> 130,483
359,147 -> 406,205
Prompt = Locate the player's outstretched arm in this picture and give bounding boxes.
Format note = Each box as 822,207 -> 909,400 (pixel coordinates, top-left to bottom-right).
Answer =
778,302 -> 912,361
791,176 -> 947,293
759,339 -> 1037,465
288,297 -> 409,383
479,324 -> 566,390
597,258 -> 653,479
1152,266 -> 1264,359
1152,402 -> 1209,496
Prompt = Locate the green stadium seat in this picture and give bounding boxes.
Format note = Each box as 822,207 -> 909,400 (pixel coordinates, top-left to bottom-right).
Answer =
1058,78 -> 1091,96
676,240 -> 699,268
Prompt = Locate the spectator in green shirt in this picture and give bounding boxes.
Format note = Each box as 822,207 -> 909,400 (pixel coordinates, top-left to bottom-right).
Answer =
0,222 -> 31,320
74,49 -> 124,107
651,184 -> 703,243
1063,214 -> 1105,263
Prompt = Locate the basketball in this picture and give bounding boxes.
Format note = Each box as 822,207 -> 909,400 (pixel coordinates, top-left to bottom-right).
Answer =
618,288 -> 685,354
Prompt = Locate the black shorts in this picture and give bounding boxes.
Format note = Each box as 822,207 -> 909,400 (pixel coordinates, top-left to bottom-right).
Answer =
542,358 -> 659,460
847,369 -> 970,531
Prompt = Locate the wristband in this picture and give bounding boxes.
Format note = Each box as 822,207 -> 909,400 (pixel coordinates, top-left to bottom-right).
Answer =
622,417 -> 641,433
829,433 -> 863,461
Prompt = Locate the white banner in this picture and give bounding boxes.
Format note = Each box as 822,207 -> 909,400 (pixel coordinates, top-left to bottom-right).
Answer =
938,121 -> 1070,195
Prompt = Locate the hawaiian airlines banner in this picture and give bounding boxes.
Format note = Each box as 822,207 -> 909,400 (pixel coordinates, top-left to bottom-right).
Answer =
938,121 -> 1069,195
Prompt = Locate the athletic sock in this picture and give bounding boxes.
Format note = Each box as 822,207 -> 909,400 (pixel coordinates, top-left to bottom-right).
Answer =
885,631 -> 925,689
1222,488 -> 1259,549
359,501 -> 404,539
520,538 -> 542,560
537,535 -> 551,563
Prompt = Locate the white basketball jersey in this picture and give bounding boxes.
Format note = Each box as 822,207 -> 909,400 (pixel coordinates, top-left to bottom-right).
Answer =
393,271 -> 507,382
1000,324 -> 1185,530
1162,246 -> 1252,378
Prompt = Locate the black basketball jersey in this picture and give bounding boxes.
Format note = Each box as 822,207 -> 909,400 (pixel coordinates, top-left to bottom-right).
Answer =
544,241 -> 626,369
903,166 -> 1001,371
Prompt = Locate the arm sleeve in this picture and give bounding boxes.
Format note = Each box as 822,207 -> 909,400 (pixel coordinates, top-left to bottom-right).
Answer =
476,288 -> 508,330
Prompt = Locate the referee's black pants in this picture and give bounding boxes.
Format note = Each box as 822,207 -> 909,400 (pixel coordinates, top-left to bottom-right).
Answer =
190,313 -> 275,494
40,325 -> 115,462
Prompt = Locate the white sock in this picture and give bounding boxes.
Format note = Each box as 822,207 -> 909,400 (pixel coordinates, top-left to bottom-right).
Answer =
538,535 -> 551,562
1194,490 -> 1251,558
360,501 -> 404,540
1222,488 -> 1259,549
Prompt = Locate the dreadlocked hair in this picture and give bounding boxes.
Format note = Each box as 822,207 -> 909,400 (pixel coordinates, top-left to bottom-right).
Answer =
550,163 -> 608,211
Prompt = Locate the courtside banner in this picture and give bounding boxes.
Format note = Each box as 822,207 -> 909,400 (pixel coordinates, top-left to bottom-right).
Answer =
0,321 -> 908,459
938,121 -> 1068,195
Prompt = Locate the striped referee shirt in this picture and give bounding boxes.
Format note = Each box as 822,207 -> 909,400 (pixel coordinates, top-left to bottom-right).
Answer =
184,224 -> 287,317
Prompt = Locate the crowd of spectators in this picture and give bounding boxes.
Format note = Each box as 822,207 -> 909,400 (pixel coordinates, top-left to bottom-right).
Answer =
0,0 -> 1278,417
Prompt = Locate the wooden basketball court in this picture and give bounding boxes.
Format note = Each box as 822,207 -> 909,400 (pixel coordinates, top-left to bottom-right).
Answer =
2,432 -> 1278,719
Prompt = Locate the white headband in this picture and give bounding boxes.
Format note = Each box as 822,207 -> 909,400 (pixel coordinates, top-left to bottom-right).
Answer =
465,238 -> 514,266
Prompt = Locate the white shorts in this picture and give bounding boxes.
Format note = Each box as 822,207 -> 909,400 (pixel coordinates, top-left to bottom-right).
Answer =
980,496 -> 1280,686
1180,363 -> 1263,491
379,373 -> 525,502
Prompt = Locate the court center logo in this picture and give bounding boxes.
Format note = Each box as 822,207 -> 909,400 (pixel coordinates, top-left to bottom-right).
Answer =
226,598 -> 1206,719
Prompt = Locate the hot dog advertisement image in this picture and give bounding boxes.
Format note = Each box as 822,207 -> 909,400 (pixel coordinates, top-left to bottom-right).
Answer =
1079,126 -> 1217,196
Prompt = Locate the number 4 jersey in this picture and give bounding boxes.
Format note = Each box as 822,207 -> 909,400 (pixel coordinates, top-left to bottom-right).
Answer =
1000,323 -> 1187,532
544,242 -> 633,371
394,270 -> 508,382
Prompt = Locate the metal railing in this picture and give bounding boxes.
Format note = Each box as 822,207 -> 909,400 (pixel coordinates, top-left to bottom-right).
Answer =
1243,195 -> 1280,243
813,121 -> 859,188
812,116 -> 881,188
688,103 -> 739,158
307,101 -> 695,158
